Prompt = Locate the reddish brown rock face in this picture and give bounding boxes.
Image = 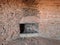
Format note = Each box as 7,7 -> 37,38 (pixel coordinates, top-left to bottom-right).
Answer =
20,0 -> 38,6
0,0 -> 60,43
21,0 -> 35,3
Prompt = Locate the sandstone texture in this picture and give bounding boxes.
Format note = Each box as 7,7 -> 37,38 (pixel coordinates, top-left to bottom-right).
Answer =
0,0 -> 60,44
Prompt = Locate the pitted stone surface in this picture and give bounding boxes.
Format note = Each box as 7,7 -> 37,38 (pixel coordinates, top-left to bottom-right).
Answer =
6,37 -> 60,45
0,0 -> 60,43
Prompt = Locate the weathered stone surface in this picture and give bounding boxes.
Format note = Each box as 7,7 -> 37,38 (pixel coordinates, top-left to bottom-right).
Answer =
0,0 -> 60,43
6,37 -> 60,45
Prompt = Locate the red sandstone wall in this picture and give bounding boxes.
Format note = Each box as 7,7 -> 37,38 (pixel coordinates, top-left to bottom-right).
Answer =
0,0 -> 60,41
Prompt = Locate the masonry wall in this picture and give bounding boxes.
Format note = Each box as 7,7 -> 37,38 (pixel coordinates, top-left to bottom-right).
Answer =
0,0 -> 60,42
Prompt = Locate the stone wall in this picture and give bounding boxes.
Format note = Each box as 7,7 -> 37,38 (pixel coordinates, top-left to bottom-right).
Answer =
0,0 -> 60,42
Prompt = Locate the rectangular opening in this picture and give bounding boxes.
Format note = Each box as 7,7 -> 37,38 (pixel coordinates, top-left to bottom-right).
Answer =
19,23 -> 39,37
19,23 -> 38,34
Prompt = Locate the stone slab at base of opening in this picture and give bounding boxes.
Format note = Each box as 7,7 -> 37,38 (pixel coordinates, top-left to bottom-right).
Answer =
20,33 -> 40,37
20,33 -> 60,40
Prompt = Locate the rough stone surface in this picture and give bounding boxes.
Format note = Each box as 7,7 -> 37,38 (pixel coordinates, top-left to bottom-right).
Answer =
0,0 -> 60,44
6,37 -> 60,45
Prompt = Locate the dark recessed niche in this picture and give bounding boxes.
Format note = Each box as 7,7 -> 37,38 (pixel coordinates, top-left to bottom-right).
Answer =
19,23 -> 39,34
20,24 -> 25,33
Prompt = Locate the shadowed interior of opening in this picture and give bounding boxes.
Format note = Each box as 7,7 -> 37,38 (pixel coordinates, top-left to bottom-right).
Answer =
20,24 -> 25,33
20,23 -> 38,34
